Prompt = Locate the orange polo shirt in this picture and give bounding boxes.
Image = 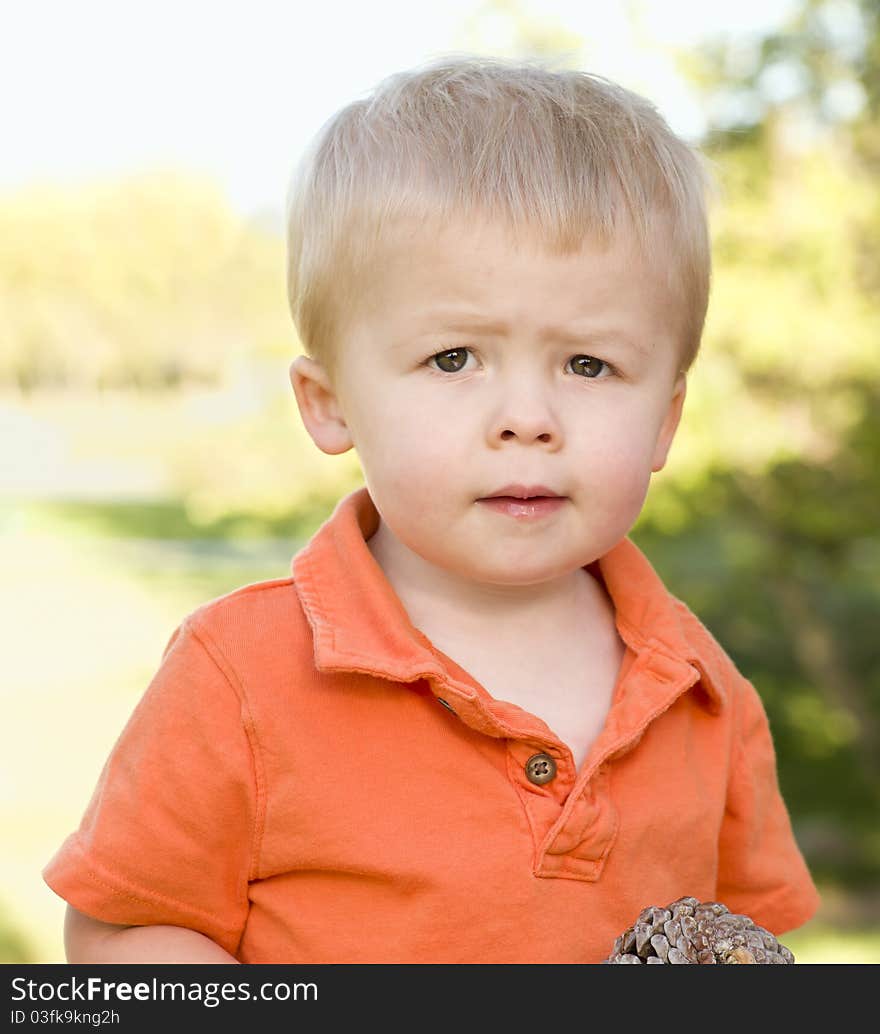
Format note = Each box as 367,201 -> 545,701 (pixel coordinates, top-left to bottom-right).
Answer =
43,486 -> 819,963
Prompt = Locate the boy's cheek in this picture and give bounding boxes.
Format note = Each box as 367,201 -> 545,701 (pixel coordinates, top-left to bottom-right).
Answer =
365,445 -> 458,494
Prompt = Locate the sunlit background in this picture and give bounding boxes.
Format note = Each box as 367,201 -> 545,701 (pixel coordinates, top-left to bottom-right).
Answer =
2,0 -> 878,964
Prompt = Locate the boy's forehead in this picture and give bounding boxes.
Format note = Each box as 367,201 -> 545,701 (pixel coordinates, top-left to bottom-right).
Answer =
366,214 -> 667,315
370,208 -> 672,292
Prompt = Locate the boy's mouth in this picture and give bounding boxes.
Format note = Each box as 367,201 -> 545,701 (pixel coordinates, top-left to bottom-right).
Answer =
476,485 -> 567,520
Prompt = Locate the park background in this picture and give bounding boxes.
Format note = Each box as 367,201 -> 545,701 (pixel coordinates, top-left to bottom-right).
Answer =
1,0 -> 877,963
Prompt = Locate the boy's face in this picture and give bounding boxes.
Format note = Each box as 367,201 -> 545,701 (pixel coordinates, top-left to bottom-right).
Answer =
291,216 -> 687,587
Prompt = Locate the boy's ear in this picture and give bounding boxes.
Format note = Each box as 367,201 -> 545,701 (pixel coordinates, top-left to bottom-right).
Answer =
651,373 -> 687,473
289,355 -> 354,455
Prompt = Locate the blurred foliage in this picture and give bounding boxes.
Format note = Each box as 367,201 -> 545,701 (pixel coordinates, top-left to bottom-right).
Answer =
1,0 -> 877,903
677,0 -> 879,161
0,169 -> 290,393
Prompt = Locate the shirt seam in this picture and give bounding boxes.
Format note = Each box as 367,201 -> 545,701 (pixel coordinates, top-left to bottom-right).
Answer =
55,839 -> 244,939
183,617 -> 267,887
727,675 -> 752,791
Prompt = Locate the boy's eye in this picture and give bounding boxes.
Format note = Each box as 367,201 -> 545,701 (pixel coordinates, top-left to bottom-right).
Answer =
429,348 -> 470,373
567,354 -> 607,378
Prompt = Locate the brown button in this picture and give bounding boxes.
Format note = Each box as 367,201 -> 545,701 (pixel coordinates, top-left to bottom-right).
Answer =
525,753 -> 557,785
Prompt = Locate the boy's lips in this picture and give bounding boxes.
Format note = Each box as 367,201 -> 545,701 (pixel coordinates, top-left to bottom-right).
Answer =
476,485 -> 567,520
479,484 -> 563,500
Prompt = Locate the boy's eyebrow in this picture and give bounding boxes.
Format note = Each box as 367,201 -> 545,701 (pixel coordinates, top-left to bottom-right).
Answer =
418,311 -> 652,356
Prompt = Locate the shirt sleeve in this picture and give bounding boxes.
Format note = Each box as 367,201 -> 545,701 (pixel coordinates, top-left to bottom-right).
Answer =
715,674 -> 820,935
42,618 -> 260,956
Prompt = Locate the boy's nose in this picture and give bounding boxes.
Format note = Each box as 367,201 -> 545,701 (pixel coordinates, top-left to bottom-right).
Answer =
487,392 -> 562,449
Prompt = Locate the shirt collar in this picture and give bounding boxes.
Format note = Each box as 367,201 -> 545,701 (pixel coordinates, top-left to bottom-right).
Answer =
292,486 -> 725,712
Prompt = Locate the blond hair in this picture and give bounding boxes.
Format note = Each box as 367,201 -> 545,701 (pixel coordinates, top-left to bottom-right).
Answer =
285,54 -> 716,374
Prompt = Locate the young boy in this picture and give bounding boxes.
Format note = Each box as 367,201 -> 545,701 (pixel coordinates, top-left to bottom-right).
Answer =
44,55 -> 819,964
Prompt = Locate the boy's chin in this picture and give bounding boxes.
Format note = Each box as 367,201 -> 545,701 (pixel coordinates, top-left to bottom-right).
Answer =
443,554 -> 588,588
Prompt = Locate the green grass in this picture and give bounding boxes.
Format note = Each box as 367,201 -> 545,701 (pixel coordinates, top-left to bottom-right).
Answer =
782,922 -> 880,964
11,494 -> 333,543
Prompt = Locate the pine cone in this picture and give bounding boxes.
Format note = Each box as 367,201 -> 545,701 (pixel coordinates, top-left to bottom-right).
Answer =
604,896 -> 795,964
